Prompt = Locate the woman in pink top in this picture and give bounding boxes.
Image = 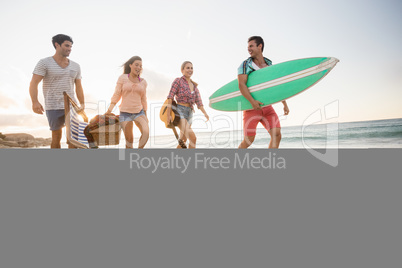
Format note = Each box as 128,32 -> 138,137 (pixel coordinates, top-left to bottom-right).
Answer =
106,56 -> 149,148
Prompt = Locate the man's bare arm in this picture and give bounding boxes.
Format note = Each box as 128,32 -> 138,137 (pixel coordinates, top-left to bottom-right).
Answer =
238,74 -> 263,110
29,74 -> 44,114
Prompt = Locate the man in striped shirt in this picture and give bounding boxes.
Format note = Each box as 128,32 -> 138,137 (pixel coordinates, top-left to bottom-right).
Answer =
29,34 -> 85,148
238,36 -> 289,149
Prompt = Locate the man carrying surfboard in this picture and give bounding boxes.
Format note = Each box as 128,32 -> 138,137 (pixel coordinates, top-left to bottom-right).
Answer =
238,36 -> 289,149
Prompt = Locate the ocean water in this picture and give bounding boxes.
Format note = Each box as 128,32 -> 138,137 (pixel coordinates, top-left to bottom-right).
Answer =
45,118 -> 402,149
149,118 -> 402,149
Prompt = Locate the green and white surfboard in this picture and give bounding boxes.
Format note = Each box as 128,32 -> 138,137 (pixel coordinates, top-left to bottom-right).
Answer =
209,57 -> 339,111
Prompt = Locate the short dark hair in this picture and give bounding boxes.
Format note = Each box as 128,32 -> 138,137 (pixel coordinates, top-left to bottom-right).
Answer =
248,36 -> 264,52
122,56 -> 142,74
52,34 -> 73,49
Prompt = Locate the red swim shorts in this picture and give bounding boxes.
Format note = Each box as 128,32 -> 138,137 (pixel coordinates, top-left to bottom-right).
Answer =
243,105 -> 281,136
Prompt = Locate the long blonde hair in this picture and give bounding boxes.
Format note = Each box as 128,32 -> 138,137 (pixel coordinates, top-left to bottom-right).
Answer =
181,61 -> 198,87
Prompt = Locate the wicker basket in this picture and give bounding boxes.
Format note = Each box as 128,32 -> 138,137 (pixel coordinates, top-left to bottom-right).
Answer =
90,124 -> 121,146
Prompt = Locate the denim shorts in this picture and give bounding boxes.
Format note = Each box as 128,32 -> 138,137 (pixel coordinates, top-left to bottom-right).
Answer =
176,104 -> 193,124
119,109 -> 146,122
46,109 -> 65,131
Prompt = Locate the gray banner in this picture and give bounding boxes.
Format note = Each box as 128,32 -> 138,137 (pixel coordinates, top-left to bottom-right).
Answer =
1,149 -> 401,268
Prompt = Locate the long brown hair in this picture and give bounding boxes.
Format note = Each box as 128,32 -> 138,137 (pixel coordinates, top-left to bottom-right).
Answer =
122,56 -> 142,74
181,61 -> 198,87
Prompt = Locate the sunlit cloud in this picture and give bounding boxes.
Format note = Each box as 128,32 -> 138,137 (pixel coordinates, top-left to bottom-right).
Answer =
0,114 -> 47,128
0,91 -> 18,109
0,65 -> 33,114
143,68 -> 174,101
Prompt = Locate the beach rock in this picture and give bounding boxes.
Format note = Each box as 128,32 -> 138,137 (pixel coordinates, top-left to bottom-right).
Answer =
34,138 -> 52,147
0,139 -> 21,147
0,133 -> 51,148
3,133 -> 35,147
3,133 -> 35,142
